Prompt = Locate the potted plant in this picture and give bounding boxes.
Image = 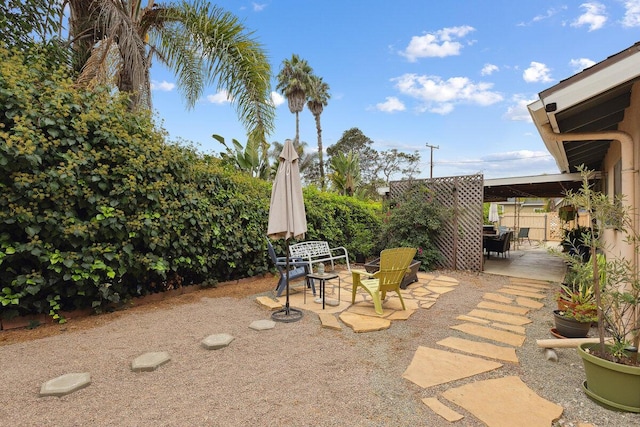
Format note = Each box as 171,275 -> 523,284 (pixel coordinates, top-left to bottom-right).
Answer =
553,302 -> 598,338
562,166 -> 640,412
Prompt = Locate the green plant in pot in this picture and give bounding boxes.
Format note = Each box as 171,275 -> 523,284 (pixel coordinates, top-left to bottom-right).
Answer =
553,302 -> 598,338
562,166 -> 640,412
556,253 -> 605,310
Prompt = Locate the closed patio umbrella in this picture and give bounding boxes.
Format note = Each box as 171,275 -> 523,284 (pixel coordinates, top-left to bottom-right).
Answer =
267,139 -> 307,322
488,203 -> 499,224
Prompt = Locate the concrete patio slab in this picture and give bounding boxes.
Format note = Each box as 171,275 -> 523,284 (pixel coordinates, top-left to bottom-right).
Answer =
451,323 -> 526,346
437,336 -> 519,363
421,397 -> 464,422
402,346 -> 502,389
442,376 -> 563,427
40,372 -> 91,397
131,352 -> 171,372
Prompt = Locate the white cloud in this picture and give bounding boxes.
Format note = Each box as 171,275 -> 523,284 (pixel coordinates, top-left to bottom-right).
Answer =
206,90 -> 232,104
401,25 -> 475,62
523,62 -> 553,83
150,80 -> 175,91
503,95 -> 537,122
376,97 -> 406,113
252,3 -> 267,12
392,73 -> 503,114
270,91 -> 285,107
622,0 -> 640,27
569,57 -> 596,72
571,2 -> 607,31
481,63 -> 499,76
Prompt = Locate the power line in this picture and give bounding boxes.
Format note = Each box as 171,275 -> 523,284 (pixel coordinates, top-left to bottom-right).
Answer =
435,153 -> 553,165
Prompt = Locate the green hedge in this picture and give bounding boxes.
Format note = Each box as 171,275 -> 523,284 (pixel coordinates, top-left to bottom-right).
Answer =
0,46 -> 384,320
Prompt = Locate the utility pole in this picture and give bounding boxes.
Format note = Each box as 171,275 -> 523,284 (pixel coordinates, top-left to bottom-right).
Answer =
425,143 -> 439,178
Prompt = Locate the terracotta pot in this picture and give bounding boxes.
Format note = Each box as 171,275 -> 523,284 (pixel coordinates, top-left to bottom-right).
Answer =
553,310 -> 591,338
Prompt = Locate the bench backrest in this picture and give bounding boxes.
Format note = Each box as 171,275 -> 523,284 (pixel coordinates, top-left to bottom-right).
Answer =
289,241 -> 330,258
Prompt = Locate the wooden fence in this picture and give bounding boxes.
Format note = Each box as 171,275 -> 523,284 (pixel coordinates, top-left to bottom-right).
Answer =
499,212 -> 590,244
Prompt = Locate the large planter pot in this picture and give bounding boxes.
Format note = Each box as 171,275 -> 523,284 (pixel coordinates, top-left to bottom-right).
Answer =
553,310 -> 591,338
578,343 -> 640,412
364,258 -> 421,289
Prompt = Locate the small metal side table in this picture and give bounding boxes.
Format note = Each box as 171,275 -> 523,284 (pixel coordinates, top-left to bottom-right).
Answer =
306,272 -> 340,309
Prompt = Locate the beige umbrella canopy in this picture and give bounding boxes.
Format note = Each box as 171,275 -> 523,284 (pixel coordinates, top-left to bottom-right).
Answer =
267,139 -> 307,240
267,139 -> 307,322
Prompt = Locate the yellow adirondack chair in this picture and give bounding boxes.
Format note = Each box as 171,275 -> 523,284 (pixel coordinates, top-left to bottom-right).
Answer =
351,247 -> 417,315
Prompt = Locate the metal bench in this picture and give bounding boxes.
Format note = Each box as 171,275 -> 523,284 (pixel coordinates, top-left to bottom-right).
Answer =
289,240 -> 351,273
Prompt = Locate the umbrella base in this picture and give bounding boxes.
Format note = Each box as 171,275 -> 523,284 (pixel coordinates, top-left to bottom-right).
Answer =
271,306 -> 303,323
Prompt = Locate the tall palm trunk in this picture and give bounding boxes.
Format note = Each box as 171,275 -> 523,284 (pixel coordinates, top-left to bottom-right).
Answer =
314,113 -> 325,189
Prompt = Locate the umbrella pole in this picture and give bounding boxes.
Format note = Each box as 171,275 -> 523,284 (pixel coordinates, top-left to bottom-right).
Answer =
271,239 -> 303,323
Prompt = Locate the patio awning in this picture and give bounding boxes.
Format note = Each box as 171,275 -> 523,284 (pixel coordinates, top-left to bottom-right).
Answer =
483,172 -> 599,202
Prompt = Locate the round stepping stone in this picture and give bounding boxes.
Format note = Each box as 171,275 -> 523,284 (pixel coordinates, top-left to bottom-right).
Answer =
201,333 -> 234,350
131,351 -> 171,372
249,319 -> 276,331
40,372 -> 91,397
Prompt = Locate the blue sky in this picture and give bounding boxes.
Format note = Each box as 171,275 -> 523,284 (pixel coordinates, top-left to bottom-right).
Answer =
150,1 -> 640,180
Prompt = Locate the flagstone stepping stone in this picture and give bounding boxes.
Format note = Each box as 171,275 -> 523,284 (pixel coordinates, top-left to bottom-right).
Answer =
255,296 -> 282,310
467,309 -> 531,326
131,352 -> 171,372
318,313 -> 342,330
456,315 -> 490,324
507,284 -> 547,293
429,279 -> 459,287
498,288 -> 545,299
387,309 -> 415,320
437,336 -> 519,363
40,373 -> 91,397
420,300 -> 436,309
422,397 -> 464,422
339,311 -> 390,332
346,303 -> 392,317
433,275 -> 459,284
201,333 -> 234,350
515,296 -> 544,309
451,323 -> 526,347
249,319 -> 276,331
491,322 -> 526,335
442,376 -> 563,427
425,286 -> 456,295
509,277 -> 551,288
483,292 -> 513,304
402,346 -> 502,388
477,301 -> 530,315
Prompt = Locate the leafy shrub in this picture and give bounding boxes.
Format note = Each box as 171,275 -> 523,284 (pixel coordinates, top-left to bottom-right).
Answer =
379,184 -> 446,270
0,46 -> 272,318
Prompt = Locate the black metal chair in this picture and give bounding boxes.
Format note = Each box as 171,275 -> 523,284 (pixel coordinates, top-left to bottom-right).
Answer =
266,241 -> 314,297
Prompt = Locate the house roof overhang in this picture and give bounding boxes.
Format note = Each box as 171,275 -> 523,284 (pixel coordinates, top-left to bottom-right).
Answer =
483,172 -> 598,202
527,42 -> 640,173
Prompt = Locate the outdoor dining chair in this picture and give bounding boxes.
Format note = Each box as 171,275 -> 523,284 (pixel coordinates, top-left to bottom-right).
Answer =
517,227 -> 531,245
351,247 -> 416,315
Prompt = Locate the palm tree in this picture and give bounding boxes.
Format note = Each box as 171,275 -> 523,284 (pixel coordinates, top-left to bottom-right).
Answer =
276,54 -> 312,145
67,0 -> 274,148
306,74 -> 330,189
269,139 -> 318,183
329,151 -> 360,197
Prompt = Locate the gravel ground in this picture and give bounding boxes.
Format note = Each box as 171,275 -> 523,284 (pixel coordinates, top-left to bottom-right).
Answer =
1,270 -> 639,427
